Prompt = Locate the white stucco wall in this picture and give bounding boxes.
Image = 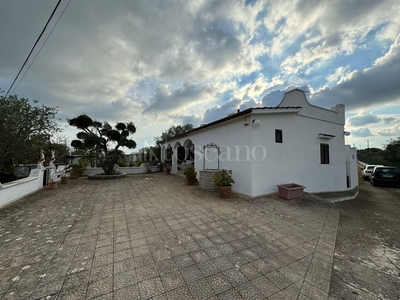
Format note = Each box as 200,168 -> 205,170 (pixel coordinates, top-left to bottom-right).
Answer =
345,145 -> 358,189
160,89 -> 355,198
188,118 -> 253,196
250,111 -> 347,196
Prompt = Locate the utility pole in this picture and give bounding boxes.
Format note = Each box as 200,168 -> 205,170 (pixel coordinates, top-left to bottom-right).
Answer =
367,139 -> 369,149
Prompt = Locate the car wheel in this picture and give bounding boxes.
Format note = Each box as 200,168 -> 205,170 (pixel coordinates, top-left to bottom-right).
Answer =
371,179 -> 376,186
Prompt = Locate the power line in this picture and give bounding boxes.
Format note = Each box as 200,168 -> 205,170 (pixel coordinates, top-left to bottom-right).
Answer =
12,0 -> 72,94
5,0 -> 63,97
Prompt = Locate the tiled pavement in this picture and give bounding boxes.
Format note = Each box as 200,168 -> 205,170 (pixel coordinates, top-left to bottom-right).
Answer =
0,173 -> 339,300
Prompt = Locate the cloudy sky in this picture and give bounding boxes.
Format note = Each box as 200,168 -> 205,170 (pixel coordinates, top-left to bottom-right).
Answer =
1,0 -> 399,151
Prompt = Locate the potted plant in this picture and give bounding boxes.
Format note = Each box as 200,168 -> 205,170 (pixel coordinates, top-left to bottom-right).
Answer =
183,165 -> 196,185
213,169 -> 235,198
61,166 -> 72,183
48,174 -> 60,189
70,159 -> 87,179
165,165 -> 171,175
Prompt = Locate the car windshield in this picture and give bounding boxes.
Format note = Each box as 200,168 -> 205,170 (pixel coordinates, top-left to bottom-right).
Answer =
367,166 -> 375,170
375,168 -> 398,174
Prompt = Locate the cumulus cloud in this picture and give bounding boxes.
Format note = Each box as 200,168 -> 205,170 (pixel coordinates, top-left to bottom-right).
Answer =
233,76 -> 283,100
326,66 -> 350,84
346,112 -> 381,127
202,99 -> 241,124
264,0 -> 400,75
310,35 -> 400,110
351,128 -> 374,137
143,80 -> 237,114
377,124 -> 400,137
1,0 -> 399,149
383,116 -> 396,124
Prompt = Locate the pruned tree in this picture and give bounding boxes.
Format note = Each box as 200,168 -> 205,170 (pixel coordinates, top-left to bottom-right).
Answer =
68,114 -> 137,175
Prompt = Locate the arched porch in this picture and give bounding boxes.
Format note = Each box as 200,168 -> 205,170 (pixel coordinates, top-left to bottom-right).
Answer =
161,138 -> 196,174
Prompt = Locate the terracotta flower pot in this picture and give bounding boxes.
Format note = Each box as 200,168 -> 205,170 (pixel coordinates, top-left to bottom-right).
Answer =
277,183 -> 305,200
217,185 -> 232,198
186,175 -> 196,185
48,181 -> 58,189
61,176 -> 69,184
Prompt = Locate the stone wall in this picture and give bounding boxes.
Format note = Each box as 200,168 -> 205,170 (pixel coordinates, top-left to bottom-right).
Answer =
199,170 -> 218,191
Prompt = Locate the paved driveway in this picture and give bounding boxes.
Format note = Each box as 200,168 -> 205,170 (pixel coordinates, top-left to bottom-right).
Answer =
0,173 -> 339,299
329,180 -> 400,299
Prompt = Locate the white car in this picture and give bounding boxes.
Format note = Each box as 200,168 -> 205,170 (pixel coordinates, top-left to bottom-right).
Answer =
362,165 -> 383,180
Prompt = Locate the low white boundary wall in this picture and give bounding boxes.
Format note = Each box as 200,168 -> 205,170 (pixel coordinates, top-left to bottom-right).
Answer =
83,164 -> 160,176
0,169 -> 45,208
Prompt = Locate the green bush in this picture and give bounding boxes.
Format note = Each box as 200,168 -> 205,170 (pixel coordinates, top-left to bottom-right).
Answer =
183,165 -> 196,177
213,169 -> 235,186
117,161 -> 127,167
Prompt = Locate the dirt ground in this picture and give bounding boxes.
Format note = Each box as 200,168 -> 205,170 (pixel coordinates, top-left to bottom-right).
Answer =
329,180 -> 400,299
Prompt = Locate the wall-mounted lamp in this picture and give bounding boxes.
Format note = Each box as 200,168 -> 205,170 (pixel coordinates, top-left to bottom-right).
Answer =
252,119 -> 261,128
344,131 -> 350,136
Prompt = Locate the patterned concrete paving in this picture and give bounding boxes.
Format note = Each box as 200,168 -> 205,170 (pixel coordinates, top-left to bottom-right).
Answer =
0,173 -> 339,300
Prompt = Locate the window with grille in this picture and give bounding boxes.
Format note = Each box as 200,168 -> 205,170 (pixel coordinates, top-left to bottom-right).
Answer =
320,143 -> 330,164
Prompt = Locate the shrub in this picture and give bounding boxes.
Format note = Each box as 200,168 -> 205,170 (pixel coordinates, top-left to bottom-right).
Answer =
213,169 -> 235,186
183,165 -> 196,177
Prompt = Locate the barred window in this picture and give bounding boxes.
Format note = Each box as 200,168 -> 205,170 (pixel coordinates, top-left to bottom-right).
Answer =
320,143 -> 330,164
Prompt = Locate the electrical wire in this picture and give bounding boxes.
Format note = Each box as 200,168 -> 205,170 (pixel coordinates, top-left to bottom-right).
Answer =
5,0 -> 63,97
12,0 -> 72,94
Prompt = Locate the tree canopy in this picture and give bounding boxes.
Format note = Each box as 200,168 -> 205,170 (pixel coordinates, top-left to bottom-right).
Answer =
384,137 -> 400,163
357,136 -> 400,169
154,124 -> 194,144
0,93 -> 61,173
68,114 -> 137,175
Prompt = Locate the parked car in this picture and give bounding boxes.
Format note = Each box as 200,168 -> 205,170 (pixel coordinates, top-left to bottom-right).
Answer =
362,165 -> 380,180
370,166 -> 400,187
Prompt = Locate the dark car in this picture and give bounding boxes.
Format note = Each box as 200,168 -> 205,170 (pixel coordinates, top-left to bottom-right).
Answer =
370,166 -> 400,187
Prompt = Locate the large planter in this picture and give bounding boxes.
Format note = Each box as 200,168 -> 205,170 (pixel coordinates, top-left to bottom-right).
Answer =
48,181 -> 58,189
277,183 -> 305,200
186,175 -> 196,185
217,185 -> 232,198
61,176 -> 69,184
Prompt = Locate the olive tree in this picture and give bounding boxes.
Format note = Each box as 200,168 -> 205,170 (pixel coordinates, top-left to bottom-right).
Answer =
68,114 -> 137,175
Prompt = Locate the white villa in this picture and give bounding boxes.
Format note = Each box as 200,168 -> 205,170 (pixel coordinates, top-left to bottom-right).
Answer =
159,89 -> 358,198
